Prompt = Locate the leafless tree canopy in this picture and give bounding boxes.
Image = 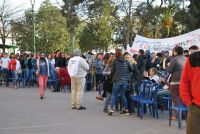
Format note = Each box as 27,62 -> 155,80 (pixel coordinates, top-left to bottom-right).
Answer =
0,0 -> 22,52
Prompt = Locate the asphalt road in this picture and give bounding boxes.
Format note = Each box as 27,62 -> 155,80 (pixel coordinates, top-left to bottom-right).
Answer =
0,87 -> 186,134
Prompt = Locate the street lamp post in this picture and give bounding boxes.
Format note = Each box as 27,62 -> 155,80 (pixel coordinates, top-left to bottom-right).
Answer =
30,0 -> 36,54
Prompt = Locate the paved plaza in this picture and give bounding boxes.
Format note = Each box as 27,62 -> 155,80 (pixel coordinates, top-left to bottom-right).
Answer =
0,87 -> 185,134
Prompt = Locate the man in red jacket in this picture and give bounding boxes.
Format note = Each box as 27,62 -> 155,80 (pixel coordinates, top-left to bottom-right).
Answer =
180,51 -> 200,134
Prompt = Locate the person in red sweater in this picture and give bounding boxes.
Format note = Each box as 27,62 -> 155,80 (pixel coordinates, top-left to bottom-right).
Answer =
180,51 -> 200,134
8,53 -> 17,88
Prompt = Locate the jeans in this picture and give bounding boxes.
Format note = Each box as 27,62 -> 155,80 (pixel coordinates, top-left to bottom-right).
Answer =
125,91 -> 134,113
111,82 -> 128,110
11,71 -> 18,87
22,68 -> 30,85
1,68 -> 9,85
104,92 -> 111,110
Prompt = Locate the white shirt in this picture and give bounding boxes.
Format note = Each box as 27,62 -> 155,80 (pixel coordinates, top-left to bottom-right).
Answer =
149,75 -> 160,83
50,58 -> 55,68
0,57 -> 10,69
16,60 -> 21,70
68,56 -> 89,78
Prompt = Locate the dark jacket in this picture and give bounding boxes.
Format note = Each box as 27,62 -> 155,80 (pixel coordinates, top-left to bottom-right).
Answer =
152,58 -> 161,69
111,57 -> 133,83
136,55 -> 146,80
145,50 -> 152,71
55,57 -> 66,68
103,75 -> 113,93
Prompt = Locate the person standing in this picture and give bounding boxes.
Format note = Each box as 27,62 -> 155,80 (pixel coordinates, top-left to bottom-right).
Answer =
180,51 -> 200,134
8,53 -> 17,88
167,46 -> 186,120
36,53 -> 50,100
0,53 -> 10,86
108,49 -> 133,115
68,49 -> 89,110
136,49 -> 146,81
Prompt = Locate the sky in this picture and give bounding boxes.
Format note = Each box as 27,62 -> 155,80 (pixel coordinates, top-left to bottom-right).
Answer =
9,0 -> 60,11
0,0 -> 61,14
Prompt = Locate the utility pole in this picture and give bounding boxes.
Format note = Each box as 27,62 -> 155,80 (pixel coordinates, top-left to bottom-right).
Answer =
30,0 -> 36,54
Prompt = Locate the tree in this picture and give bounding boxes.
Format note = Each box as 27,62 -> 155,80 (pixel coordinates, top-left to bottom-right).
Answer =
12,10 -> 33,51
36,0 -> 70,53
61,0 -> 85,51
0,0 -> 21,52
188,0 -> 200,30
79,0 -> 115,51
13,0 -> 70,53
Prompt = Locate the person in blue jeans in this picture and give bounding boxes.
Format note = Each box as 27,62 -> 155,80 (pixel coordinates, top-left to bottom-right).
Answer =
108,49 -> 133,116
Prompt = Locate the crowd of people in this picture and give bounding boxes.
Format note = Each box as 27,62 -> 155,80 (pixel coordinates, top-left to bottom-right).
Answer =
0,45 -> 200,134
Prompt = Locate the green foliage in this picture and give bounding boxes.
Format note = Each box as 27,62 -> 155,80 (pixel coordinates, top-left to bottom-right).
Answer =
36,0 -> 70,53
13,0 -> 70,53
13,0 -> 200,52
13,9 -> 33,51
79,0 -> 114,51
188,0 -> 200,30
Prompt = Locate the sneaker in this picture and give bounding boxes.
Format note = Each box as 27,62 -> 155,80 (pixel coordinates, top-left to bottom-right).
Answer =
120,110 -> 130,115
108,109 -> 114,116
76,106 -> 86,110
72,107 -> 76,109
40,96 -> 44,100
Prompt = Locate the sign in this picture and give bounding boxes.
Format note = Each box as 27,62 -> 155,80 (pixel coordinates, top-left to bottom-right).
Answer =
127,29 -> 200,55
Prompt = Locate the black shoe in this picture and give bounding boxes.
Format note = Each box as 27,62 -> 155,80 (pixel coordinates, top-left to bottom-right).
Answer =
72,107 -> 76,109
40,96 -> 45,100
120,110 -> 130,115
52,90 -> 59,92
76,106 -> 86,110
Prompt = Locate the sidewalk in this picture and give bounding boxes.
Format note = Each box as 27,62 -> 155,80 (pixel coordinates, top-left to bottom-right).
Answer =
0,87 -> 185,134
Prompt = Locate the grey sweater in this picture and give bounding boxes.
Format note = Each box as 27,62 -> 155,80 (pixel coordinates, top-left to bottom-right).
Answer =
167,55 -> 186,83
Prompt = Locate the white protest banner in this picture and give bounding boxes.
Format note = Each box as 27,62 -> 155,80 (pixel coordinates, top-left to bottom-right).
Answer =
127,28 -> 200,55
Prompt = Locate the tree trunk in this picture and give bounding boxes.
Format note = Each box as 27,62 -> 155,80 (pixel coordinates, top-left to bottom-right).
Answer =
125,0 -> 132,48
167,25 -> 170,37
2,36 -> 6,53
69,31 -> 74,52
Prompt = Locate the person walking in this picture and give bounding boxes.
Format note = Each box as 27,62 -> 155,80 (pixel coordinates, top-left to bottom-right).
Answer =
36,53 -> 50,100
68,49 -> 89,110
180,50 -> 200,134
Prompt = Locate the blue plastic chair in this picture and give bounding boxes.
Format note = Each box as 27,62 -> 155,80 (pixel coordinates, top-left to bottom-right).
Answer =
130,80 -> 153,117
138,83 -> 160,119
162,95 -> 172,113
169,99 -> 188,129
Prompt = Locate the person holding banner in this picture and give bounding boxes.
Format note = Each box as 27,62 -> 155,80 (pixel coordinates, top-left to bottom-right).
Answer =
68,49 -> 89,110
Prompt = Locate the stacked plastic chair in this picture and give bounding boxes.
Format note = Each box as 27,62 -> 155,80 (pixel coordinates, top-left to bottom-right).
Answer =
131,80 -> 156,119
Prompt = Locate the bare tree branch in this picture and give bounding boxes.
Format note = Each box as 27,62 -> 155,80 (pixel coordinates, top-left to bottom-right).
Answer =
0,0 -> 23,52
